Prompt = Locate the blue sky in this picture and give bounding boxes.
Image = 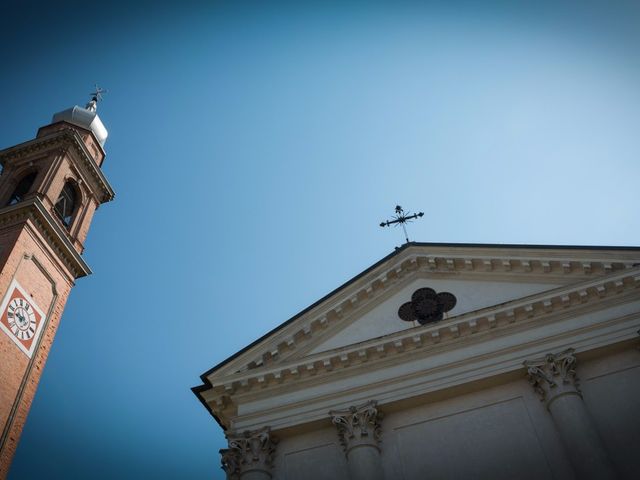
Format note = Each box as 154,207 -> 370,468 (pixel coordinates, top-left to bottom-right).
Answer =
1,1 -> 639,478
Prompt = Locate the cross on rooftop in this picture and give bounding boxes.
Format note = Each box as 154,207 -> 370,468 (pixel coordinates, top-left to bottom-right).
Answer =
379,205 -> 424,244
85,84 -> 107,112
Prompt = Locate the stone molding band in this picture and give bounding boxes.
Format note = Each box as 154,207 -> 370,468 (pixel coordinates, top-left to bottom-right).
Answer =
218,350 -> 620,480
207,265 -> 640,405
239,256 -> 637,372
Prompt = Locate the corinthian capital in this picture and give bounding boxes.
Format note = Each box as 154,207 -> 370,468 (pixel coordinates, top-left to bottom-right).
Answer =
221,427 -> 277,478
220,448 -> 241,480
329,400 -> 383,453
524,348 -> 581,405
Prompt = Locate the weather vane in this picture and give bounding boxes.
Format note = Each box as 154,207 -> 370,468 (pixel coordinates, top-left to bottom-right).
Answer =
379,205 -> 424,244
85,84 -> 107,112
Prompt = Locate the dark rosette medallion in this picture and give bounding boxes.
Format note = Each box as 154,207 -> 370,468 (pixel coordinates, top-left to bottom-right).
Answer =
398,288 -> 457,325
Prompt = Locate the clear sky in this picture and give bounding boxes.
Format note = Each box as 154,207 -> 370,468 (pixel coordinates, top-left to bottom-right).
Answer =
1,0 -> 639,478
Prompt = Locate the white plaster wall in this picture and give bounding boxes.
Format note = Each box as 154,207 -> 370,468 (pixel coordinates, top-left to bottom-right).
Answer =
272,378 -> 576,480
273,426 -> 348,480
392,399 -> 549,479
310,278 -> 560,354
269,349 -> 640,480
580,348 -> 640,480
380,378 -> 574,480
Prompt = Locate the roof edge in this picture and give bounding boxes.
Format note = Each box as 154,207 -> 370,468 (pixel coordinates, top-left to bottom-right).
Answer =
197,243 -> 411,382
196,241 -> 640,381
191,240 -> 640,427
404,241 -> 640,251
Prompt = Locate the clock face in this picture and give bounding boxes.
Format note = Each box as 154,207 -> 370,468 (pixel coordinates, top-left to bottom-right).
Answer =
7,298 -> 37,340
0,280 -> 46,358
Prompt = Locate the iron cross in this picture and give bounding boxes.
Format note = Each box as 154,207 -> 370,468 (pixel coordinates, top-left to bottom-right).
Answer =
85,84 -> 107,112
89,84 -> 107,102
379,205 -> 424,244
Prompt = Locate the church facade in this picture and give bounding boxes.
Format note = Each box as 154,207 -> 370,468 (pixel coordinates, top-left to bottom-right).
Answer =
0,98 -> 114,478
194,243 -> 640,480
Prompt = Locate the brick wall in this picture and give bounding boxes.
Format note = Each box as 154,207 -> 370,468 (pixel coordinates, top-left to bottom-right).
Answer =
0,223 -> 75,479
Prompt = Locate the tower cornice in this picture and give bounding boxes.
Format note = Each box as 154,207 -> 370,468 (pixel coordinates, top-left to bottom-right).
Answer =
0,126 -> 115,204
0,197 -> 92,278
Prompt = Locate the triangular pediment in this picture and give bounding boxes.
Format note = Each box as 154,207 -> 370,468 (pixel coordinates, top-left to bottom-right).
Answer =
303,276 -> 562,356
194,243 -> 640,430
200,243 -> 640,382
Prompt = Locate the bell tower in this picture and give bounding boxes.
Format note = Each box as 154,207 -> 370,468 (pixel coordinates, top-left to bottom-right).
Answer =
0,93 -> 114,477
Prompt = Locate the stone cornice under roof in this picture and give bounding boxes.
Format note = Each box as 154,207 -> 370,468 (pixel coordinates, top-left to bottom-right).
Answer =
214,245 -> 640,375
212,266 -> 640,390
192,242 -> 640,427
0,198 -> 91,278
201,267 -> 640,429
0,125 -> 115,204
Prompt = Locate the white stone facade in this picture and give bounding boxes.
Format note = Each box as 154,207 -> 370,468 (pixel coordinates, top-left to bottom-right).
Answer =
193,243 -> 640,479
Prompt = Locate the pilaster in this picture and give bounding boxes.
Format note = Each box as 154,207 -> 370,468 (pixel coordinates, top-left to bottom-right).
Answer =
330,400 -> 384,480
220,427 -> 277,480
525,349 -> 617,480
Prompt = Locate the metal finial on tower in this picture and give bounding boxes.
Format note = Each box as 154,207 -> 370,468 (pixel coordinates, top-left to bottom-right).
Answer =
379,205 -> 424,244
85,84 -> 107,112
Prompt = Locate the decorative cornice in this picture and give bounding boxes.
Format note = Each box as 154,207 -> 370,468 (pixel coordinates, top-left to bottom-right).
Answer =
220,448 -> 241,480
221,427 -> 277,478
228,253 -> 638,374
524,348 -> 580,407
330,400 -> 383,454
0,126 -> 114,203
193,244 -> 640,427
223,309 -> 639,433
0,198 -> 91,278
206,267 -> 640,401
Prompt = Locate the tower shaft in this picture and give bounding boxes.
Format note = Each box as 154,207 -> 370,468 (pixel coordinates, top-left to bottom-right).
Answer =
0,104 -> 114,478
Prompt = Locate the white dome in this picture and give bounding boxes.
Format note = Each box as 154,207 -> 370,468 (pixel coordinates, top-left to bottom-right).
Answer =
52,106 -> 108,146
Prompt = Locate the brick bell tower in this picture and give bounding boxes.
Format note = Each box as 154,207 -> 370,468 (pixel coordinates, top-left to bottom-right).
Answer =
0,92 -> 114,477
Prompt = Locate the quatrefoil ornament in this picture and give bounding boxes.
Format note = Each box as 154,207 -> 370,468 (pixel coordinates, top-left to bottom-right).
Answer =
398,288 -> 457,325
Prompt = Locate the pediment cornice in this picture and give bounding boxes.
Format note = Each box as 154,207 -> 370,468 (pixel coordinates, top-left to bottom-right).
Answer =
199,265 -> 640,429
211,246 -> 639,379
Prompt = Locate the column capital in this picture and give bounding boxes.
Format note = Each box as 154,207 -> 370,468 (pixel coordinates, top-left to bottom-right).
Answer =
329,400 -> 383,454
220,427 -> 277,479
524,348 -> 581,406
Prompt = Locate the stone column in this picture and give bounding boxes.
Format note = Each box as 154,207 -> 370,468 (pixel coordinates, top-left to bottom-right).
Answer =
330,400 -> 384,480
219,427 -> 277,480
524,349 -> 617,480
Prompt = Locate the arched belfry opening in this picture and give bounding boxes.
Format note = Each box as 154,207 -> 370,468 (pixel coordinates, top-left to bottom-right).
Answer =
6,172 -> 37,206
54,181 -> 79,228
